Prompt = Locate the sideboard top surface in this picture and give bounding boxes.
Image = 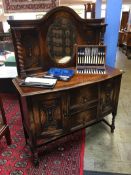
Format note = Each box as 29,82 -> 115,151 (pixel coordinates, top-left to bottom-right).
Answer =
13,65 -> 122,97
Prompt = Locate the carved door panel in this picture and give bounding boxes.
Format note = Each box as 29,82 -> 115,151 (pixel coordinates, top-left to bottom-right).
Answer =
12,28 -> 42,78
100,79 -> 115,117
28,92 -> 67,140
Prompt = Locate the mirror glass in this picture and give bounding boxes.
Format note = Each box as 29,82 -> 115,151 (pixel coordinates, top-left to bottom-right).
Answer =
46,17 -> 76,64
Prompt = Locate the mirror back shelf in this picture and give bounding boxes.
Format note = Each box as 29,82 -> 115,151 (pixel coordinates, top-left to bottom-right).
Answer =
8,6 -> 107,78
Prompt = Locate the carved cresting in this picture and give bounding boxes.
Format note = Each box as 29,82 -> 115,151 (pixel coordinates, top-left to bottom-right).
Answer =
14,30 -> 26,78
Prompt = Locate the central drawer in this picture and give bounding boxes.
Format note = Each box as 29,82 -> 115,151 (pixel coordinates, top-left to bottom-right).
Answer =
70,107 -> 98,131
69,84 -> 98,109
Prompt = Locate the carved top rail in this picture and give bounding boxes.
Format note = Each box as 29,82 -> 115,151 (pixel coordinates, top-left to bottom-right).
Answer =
8,6 -> 107,78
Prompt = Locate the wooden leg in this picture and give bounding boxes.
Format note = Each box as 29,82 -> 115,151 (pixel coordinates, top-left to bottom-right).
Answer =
30,146 -> 39,166
33,151 -> 39,166
111,113 -> 115,133
23,126 -> 29,144
5,126 -> 11,145
30,138 -> 39,166
102,113 -> 116,133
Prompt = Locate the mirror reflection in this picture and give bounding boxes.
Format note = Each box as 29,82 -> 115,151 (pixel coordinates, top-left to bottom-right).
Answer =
46,17 -> 76,64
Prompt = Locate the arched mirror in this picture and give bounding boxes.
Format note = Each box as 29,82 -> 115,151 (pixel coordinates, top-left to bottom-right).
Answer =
46,17 -> 76,64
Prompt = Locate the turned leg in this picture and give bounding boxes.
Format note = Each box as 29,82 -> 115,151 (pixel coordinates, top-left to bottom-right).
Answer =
111,112 -> 116,133
30,138 -> 39,166
33,150 -> 39,166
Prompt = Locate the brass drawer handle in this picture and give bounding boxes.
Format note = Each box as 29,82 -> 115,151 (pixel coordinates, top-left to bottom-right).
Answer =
82,97 -> 88,103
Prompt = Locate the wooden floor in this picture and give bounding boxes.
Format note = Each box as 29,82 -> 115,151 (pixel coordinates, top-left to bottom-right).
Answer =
84,48 -> 131,174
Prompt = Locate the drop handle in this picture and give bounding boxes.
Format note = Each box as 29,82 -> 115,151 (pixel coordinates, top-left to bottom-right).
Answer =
83,97 -> 88,103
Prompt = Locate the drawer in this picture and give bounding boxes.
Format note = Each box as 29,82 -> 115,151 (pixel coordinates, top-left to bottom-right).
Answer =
70,101 -> 98,115
70,107 -> 97,131
69,84 -> 98,108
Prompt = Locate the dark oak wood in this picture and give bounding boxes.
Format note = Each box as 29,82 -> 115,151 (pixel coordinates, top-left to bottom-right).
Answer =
12,66 -> 122,165
8,6 -> 106,78
8,6 -> 122,166
0,96 -> 11,145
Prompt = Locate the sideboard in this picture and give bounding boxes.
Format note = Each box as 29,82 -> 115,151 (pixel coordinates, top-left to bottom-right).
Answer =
8,6 -> 122,165
13,66 -> 122,165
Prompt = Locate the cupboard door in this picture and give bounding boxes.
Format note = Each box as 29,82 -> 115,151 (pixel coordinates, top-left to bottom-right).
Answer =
100,79 -> 115,117
28,92 -> 67,139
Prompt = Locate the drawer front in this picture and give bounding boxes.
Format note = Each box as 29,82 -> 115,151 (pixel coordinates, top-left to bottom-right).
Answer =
69,84 -> 98,109
69,107 -> 97,131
